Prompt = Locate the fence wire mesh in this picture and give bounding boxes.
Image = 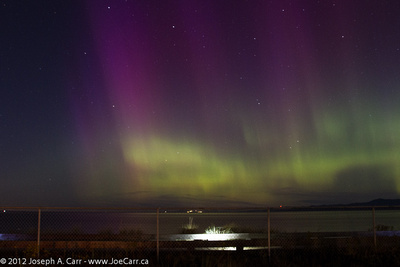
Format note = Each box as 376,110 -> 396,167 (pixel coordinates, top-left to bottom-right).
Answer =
1,206 -> 400,265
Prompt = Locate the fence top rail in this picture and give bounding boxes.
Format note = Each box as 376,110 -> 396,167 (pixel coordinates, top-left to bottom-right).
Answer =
1,206 -> 400,211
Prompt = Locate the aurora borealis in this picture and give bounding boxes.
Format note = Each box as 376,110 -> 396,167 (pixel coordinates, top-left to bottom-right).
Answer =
2,1 -> 400,207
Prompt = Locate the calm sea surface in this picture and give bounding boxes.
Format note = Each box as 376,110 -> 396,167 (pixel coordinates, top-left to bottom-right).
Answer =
1,209 -> 400,236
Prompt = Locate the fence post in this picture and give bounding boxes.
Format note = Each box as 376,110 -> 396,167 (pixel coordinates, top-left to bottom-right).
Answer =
267,208 -> 271,261
37,208 -> 41,257
372,207 -> 376,249
157,208 -> 159,263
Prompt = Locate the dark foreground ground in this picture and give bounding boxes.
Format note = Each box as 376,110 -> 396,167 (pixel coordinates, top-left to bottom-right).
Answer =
2,246 -> 400,266
158,248 -> 400,267
2,234 -> 400,266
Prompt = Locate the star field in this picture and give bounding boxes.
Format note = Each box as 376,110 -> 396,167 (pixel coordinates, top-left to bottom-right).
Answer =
1,0 -> 400,207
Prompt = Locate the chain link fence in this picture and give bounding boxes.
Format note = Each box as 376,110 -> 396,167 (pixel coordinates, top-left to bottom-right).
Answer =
1,206 -> 400,265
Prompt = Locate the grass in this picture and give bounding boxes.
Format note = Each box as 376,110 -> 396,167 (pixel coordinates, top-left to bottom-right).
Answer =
369,224 -> 395,231
181,217 -> 199,234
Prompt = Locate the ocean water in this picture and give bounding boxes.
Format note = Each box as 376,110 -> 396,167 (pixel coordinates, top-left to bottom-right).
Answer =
1,209 -> 400,238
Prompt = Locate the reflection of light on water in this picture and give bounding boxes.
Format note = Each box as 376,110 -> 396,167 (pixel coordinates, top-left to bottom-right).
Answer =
196,247 -> 236,251
0,234 -> 15,241
196,246 -> 269,251
0,233 -> 32,241
243,246 -> 269,250
200,233 -> 240,241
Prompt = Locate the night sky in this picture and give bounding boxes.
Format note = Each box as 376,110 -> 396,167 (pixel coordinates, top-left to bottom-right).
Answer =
1,1 -> 400,207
